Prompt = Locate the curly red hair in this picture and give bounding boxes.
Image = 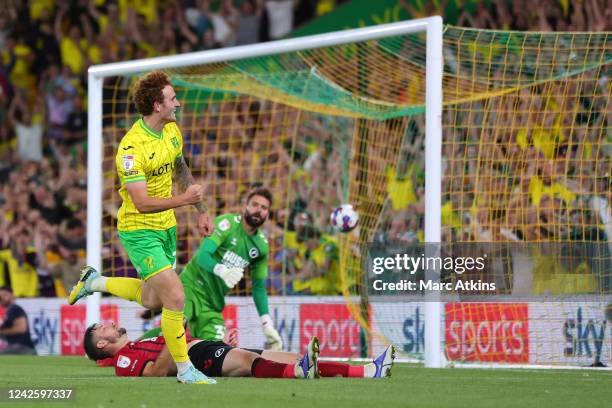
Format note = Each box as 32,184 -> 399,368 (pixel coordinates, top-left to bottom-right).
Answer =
133,71 -> 171,116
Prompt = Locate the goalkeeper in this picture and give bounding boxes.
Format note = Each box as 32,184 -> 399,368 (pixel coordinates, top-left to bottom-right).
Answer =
180,186 -> 283,350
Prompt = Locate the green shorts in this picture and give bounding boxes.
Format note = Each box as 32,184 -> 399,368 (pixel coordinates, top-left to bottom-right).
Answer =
118,227 -> 177,281
184,286 -> 225,341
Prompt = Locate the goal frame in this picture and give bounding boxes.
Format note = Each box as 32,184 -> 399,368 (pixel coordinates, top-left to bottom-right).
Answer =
86,17 -> 444,367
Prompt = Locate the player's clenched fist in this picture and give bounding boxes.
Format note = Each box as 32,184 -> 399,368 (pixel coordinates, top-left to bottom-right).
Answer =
183,184 -> 203,205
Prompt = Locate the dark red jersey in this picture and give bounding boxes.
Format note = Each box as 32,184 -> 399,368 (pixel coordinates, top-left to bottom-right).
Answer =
113,333 -> 193,377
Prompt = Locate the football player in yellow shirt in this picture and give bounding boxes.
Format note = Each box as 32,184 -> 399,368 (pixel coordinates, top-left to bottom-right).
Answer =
69,71 -> 215,384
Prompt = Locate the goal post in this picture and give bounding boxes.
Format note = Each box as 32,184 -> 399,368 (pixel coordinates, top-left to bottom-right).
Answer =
423,17 -> 444,369
86,17 -> 445,366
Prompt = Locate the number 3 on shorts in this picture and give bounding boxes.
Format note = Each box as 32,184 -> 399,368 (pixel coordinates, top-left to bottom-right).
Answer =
214,325 -> 225,340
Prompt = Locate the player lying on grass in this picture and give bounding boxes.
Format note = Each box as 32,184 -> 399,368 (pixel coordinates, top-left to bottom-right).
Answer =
84,322 -> 395,379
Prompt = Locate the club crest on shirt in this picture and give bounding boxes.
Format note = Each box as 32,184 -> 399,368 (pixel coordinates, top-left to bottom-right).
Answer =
122,154 -> 134,170
117,355 -> 131,368
249,247 -> 259,259
170,137 -> 179,148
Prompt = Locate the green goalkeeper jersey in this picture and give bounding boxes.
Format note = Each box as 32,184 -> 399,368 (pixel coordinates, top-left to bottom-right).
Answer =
180,213 -> 269,312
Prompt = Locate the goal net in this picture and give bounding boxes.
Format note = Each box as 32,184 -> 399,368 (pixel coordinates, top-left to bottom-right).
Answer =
90,21 -> 611,367
436,28 -> 611,367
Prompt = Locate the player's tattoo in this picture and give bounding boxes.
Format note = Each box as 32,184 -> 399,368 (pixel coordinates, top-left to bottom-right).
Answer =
174,155 -> 207,213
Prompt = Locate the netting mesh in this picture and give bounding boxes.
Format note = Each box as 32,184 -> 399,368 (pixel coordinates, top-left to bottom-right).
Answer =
101,26 -> 611,364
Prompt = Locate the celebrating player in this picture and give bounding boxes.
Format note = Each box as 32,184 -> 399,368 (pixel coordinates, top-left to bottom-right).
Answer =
179,187 -> 283,349
84,322 -> 395,379
68,71 -> 215,384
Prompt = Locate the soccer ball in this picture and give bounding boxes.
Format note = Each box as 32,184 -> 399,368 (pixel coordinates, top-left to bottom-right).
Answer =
330,204 -> 359,233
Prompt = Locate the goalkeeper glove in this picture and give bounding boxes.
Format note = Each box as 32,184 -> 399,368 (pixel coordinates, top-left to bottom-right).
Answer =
261,314 -> 283,351
213,264 -> 244,288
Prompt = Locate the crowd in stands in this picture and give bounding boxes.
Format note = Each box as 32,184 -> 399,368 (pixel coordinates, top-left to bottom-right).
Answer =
402,0 -> 611,31
0,0 -> 609,299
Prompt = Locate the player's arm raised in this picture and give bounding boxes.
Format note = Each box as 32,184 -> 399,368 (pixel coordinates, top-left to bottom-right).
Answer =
174,155 -> 214,236
142,346 -> 177,377
126,180 -> 202,214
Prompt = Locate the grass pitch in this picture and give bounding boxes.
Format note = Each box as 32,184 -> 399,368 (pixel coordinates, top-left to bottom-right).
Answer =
0,356 -> 610,408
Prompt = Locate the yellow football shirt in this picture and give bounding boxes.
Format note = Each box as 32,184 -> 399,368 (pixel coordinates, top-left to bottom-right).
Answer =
116,118 -> 183,231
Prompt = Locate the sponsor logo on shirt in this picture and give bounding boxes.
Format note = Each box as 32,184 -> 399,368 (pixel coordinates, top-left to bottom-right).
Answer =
222,251 -> 249,269
149,162 -> 174,177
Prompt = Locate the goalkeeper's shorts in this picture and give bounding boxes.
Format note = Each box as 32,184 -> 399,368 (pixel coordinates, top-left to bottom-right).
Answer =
183,288 -> 226,341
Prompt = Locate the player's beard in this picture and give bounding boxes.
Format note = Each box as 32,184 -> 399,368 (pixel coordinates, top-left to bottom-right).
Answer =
118,328 -> 127,336
244,209 -> 266,228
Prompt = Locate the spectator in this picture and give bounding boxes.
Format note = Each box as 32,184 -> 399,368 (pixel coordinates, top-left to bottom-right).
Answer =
28,6 -> 61,76
54,5 -> 88,77
0,286 -> 36,355
2,34 -> 35,91
49,246 -> 83,297
7,91 -> 43,163
264,0 -> 297,40
207,0 -> 239,47
46,85 -> 73,149
57,218 -> 86,253
64,93 -> 86,148
236,0 -> 263,45
29,183 -> 72,226
289,225 -> 340,295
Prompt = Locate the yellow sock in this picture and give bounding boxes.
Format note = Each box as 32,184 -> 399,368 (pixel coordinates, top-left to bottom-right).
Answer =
105,278 -> 143,306
161,308 -> 189,364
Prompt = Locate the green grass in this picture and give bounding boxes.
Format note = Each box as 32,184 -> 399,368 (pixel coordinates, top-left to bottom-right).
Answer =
0,356 -> 610,408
